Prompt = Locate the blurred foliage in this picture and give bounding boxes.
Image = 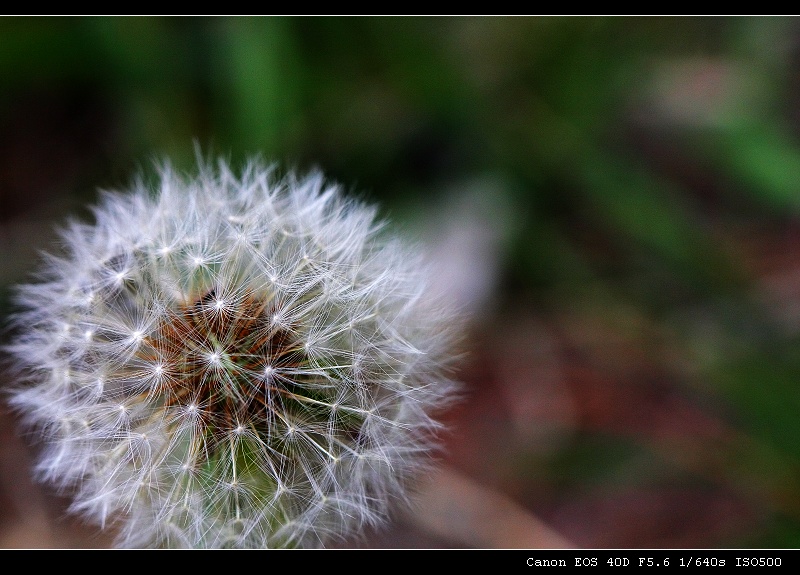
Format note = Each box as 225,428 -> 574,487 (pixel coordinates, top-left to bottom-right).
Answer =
4,16 -> 800,548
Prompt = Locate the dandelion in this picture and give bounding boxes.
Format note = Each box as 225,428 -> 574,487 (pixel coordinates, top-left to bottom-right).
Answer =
6,158 -> 460,548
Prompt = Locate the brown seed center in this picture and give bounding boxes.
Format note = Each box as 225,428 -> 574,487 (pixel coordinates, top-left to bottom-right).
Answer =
140,289 -> 305,436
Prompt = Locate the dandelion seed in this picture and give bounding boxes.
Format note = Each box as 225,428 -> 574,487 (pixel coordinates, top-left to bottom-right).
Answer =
6,157 -> 460,548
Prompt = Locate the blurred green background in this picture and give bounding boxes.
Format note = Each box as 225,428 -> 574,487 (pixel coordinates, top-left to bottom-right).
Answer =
3,16 -> 800,548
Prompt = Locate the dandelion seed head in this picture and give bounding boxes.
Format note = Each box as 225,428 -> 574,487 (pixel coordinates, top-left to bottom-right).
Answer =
6,157 -> 461,548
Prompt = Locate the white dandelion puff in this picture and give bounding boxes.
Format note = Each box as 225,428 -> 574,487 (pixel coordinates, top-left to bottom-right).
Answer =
5,157 -> 461,548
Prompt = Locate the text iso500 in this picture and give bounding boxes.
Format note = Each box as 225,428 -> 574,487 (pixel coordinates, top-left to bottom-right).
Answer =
737,558 -> 782,567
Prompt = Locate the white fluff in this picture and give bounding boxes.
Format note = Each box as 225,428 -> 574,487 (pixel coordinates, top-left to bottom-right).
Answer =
7,158 -> 460,548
